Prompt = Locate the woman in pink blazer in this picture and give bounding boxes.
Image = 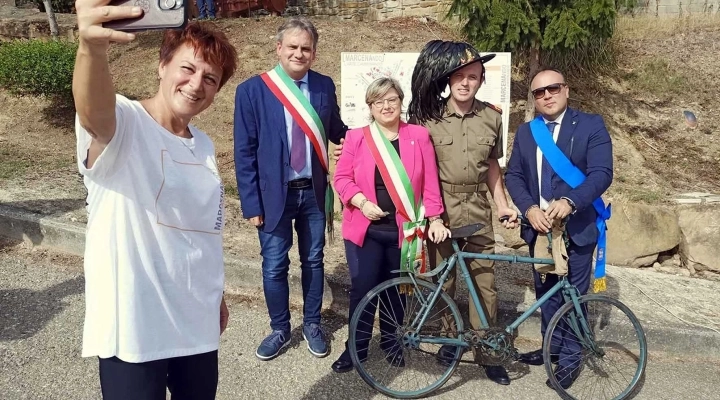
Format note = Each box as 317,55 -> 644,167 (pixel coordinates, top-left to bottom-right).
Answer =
331,77 -> 450,373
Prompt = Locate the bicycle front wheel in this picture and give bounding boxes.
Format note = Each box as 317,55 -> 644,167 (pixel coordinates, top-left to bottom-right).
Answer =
348,276 -> 464,399
543,294 -> 648,400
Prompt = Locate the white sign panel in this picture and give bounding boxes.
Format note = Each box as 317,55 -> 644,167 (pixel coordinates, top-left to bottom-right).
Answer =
340,52 -> 512,167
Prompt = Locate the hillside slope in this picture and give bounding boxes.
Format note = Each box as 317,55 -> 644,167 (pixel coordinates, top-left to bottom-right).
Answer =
1,15 -> 718,215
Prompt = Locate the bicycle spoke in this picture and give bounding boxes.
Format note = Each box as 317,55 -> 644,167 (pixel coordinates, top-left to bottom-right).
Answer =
348,277 -> 464,398
544,295 -> 647,400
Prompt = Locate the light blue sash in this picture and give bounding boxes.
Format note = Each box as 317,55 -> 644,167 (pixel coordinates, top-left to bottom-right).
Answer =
530,116 -> 611,292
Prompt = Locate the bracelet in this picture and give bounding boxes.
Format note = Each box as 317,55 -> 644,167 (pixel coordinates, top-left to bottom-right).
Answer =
358,198 -> 368,211
524,204 -> 539,218
429,217 -> 444,225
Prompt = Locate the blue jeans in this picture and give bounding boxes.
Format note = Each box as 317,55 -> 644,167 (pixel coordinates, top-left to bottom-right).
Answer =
196,0 -> 215,18
258,187 -> 325,332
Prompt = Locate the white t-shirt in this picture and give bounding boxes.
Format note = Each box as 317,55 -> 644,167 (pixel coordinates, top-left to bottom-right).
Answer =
75,94 -> 225,363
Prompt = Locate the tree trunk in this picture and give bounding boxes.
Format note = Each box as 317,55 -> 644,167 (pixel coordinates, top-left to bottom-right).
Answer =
524,46 -> 541,122
42,0 -> 59,39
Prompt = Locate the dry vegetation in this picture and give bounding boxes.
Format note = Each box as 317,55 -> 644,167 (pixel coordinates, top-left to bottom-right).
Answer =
0,14 -> 719,265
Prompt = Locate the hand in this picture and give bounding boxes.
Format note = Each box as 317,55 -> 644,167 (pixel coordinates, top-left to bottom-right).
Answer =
332,138 -> 344,163
545,199 -> 573,221
427,220 -> 451,244
76,0 -> 142,47
247,216 -> 264,227
527,207 -> 552,233
220,297 -> 229,335
361,200 -> 385,221
497,206 -> 519,229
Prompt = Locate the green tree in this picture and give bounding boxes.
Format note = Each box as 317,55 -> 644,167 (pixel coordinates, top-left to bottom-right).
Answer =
447,0 -> 618,121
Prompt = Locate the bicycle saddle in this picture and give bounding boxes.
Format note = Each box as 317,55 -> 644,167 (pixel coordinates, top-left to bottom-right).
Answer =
449,223 -> 486,239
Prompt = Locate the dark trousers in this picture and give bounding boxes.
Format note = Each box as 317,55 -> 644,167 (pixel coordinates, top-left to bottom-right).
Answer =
258,187 -> 325,332
532,238 -> 595,370
98,351 -> 218,400
342,227 -> 405,361
195,0 -> 216,17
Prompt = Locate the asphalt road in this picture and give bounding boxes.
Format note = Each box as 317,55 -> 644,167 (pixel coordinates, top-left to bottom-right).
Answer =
1,248 -> 719,400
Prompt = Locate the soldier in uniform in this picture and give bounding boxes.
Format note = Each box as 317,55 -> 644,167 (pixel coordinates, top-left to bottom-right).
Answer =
407,40 -> 518,386
332,40 -> 519,384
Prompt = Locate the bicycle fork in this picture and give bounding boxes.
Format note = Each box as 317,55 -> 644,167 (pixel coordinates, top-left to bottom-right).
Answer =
561,281 -> 604,356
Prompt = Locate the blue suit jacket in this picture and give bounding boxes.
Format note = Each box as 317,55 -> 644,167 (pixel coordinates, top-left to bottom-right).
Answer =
233,69 -> 348,232
505,107 -> 613,247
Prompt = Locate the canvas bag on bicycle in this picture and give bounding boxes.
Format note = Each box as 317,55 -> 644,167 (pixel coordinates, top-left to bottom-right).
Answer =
529,117 -> 612,288
533,218 -> 569,276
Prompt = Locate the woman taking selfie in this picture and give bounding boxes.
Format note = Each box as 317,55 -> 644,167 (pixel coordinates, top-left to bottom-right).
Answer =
331,77 -> 451,373
73,1 -> 238,398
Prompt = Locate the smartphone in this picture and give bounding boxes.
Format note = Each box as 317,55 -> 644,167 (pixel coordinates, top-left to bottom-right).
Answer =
103,0 -> 187,32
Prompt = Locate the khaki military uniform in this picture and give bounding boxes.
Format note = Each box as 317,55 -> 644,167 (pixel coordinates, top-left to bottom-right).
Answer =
422,99 -> 504,334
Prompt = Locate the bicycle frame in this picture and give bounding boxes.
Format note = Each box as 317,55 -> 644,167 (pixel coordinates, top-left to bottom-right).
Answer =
404,237 -> 590,350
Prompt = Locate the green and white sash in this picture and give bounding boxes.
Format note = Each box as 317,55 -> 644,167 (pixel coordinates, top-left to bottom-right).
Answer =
261,65 -> 335,239
363,122 -> 427,273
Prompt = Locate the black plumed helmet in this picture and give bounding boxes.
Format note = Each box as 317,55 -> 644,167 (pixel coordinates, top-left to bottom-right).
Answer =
408,41 -> 495,125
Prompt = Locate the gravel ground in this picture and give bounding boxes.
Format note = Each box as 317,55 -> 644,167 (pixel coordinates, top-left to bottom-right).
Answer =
1,245 -> 719,400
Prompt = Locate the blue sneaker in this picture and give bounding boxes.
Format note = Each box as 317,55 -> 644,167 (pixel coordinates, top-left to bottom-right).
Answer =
302,323 -> 328,357
255,329 -> 291,361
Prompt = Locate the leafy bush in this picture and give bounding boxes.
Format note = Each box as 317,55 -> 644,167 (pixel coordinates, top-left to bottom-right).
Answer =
0,39 -> 78,99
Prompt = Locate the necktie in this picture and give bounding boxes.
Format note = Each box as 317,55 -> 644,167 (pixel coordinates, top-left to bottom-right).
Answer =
540,122 -> 557,202
290,80 -> 306,173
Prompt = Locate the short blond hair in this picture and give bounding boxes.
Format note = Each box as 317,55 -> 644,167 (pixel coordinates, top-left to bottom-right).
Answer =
365,77 -> 405,106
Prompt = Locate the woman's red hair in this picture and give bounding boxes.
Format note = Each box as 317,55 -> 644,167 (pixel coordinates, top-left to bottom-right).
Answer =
159,22 -> 238,89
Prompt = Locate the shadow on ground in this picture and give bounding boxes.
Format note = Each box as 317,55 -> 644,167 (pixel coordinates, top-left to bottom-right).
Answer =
0,275 -> 84,341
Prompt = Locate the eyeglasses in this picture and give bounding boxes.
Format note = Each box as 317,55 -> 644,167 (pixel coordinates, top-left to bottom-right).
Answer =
531,83 -> 567,99
371,96 -> 400,108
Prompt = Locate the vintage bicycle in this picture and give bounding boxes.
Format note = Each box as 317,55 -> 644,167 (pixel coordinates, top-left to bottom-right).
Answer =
347,216 -> 647,400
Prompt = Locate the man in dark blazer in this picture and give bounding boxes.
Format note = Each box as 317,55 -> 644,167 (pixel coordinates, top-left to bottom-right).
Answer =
233,17 -> 347,362
505,67 -> 613,390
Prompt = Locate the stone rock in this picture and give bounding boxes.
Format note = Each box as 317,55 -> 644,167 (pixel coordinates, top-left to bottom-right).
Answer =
630,254 -> 659,268
606,202 -> 682,267
661,257 -> 681,268
654,264 -> 681,275
652,262 -> 662,270
677,205 -> 720,273
657,254 -> 673,263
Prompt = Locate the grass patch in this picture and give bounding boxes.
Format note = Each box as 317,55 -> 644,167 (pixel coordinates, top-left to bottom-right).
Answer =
615,13 -> 720,40
626,189 -> 664,204
0,145 -> 32,180
625,58 -> 688,96
224,185 -> 238,199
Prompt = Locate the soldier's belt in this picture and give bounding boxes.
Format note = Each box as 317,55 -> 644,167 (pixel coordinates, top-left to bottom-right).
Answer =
441,182 -> 488,193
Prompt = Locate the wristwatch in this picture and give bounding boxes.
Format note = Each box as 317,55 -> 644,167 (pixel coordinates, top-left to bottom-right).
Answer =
561,196 -> 577,214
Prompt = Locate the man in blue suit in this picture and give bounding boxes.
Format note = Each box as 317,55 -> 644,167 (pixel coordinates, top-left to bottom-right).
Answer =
233,17 -> 347,361
505,67 -> 613,390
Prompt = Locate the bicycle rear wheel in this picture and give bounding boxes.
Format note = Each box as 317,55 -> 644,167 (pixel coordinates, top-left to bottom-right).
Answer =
348,276 -> 464,399
543,294 -> 648,400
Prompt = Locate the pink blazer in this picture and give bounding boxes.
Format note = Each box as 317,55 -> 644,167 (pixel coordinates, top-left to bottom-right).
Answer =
334,121 -> 444,247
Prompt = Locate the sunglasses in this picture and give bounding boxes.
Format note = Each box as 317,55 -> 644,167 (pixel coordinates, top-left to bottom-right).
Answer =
531,83 -> 566,99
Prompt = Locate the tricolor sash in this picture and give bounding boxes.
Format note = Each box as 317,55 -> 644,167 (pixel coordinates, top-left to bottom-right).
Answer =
363,122 -> 427,273
530,116 -> 612,293
260,65 -> 335,239
260,65 -> 329,171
